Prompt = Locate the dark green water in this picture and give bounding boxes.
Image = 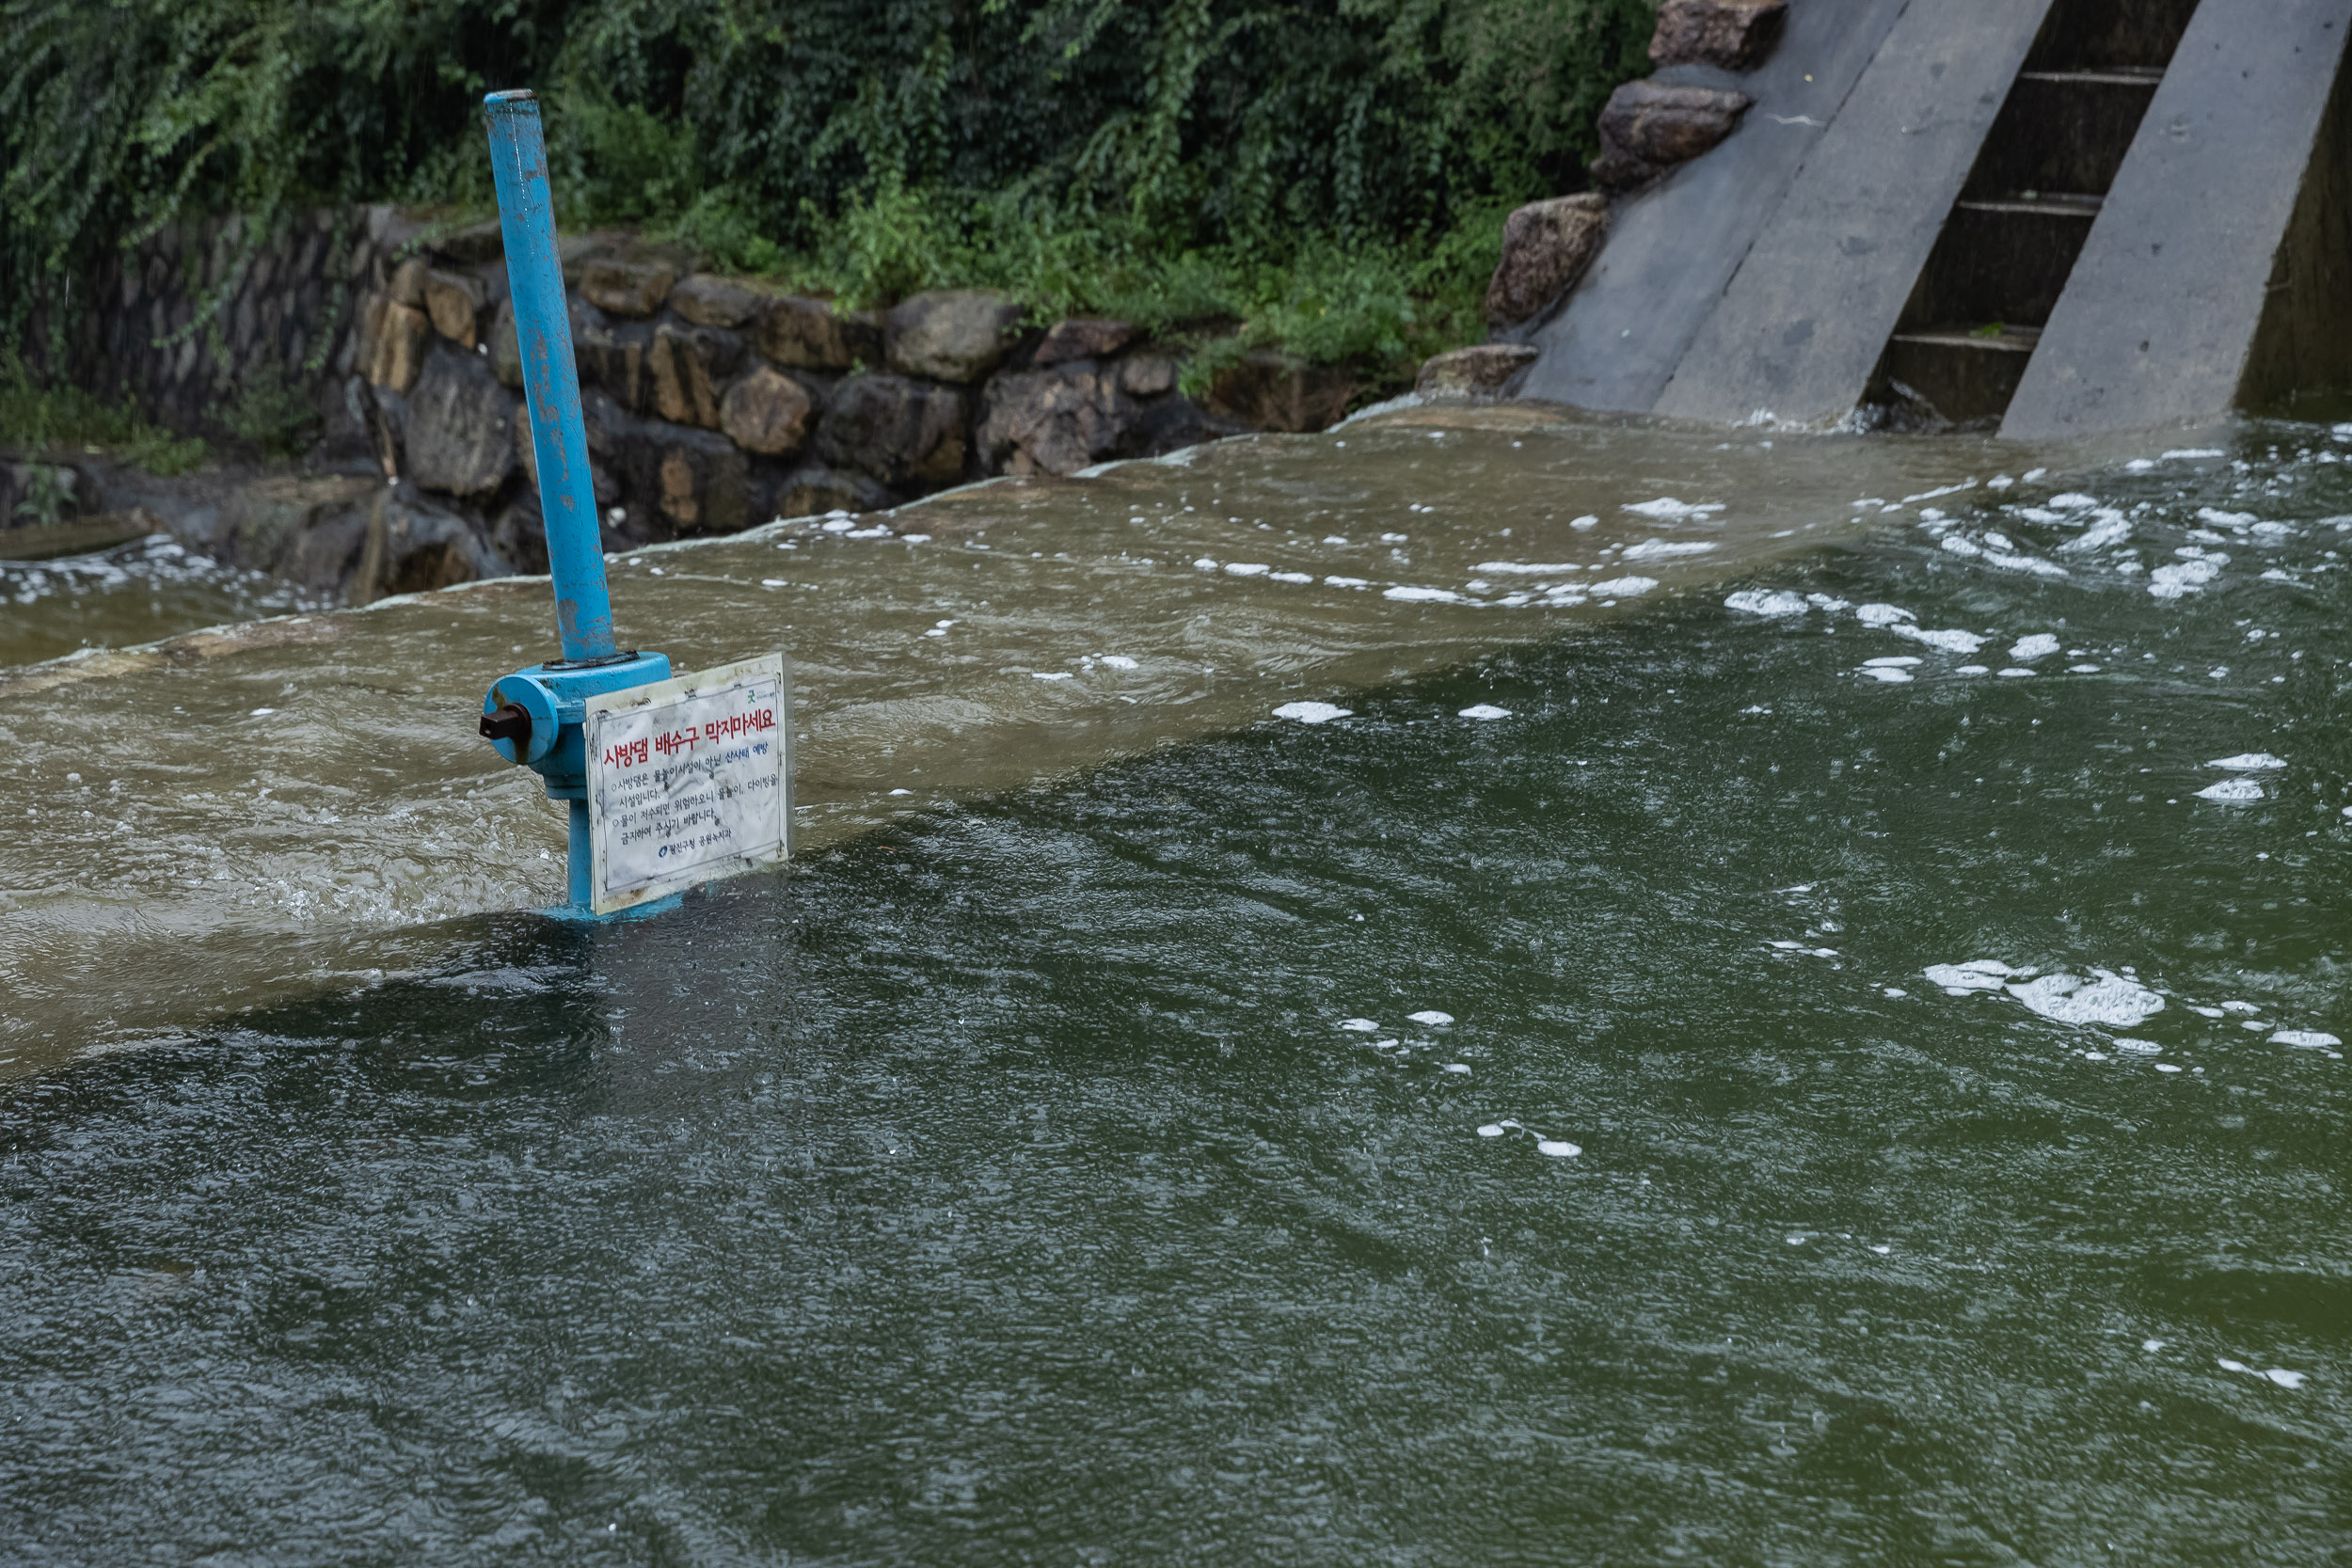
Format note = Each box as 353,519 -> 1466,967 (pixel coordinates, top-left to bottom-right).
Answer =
6,426 -> 2352,1563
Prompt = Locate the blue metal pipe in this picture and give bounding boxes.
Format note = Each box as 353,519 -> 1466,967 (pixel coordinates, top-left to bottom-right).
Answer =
484,89 -> 616,664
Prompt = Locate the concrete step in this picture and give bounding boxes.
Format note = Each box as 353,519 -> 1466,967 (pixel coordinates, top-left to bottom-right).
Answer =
1965,70 -> 2162,196
1876,327 -> 2044,426
2026,0 -> 2202,71
1907,196 -> 2103,328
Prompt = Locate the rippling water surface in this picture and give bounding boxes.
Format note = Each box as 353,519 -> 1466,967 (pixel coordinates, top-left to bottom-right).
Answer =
3,406 -> 2348,1562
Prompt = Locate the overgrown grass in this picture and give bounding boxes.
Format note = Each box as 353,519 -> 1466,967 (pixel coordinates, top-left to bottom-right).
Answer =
0,352 -> 209,474
662,179 -> 1513,398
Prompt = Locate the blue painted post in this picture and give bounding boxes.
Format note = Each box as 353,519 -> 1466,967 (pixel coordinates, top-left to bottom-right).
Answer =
475,88 -> 675,920
483,89 -> 614,663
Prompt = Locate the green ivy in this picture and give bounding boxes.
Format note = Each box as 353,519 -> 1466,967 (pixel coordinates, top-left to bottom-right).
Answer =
1,0 -> 1652,376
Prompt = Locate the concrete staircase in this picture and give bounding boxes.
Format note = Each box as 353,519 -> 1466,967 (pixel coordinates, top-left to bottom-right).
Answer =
1518,0 -> 2352,438
1867,0 -> 2201,425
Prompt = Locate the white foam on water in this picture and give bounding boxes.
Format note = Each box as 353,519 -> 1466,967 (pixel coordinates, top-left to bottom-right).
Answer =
1384,586 -> 1461,602
1622,539 -> 1719,561
1569,515 -> 1598,530
2163,449 -> 2225,460
2270,1030 -> 2341,1048
2006,970 -> 2166,1029
1338,1018 -> 1380,1032
2207,752 -> 2285,770
2049,493 -> 2100,509
760,578 -> 787,588
1924,959 -> 2029,993
1442,1063 -> 1471,1075
1457,705 -> 1512,721
1891,626 -> 1987,654
2069,664 -> 2102,673
1860,667 -> 1914,683
1535,1140 -> 1581,1158
2083,1051 -> 2109,1060
1871,1243 -> 1894,1255
1623,498 -> 1724,519
1883,987 -> 1908,999
888,788 -> 913,797
1996,667 -> 2036,678
1957,664 -> 1991,675
2058,512 -> 2132,553
2155,1063 -> 2184,1073
2195,779 -> 2265,801
1275,701 -> 1351,723
1475,561 -> 1582,575
1408,1010 -> 1454,1025
2114,1039 -> 2162,1054
2143,1338 -> 2167,1352
1224,562 -> 1270,577
1269,571 -> 1314,584
1726,590 -> 1808,616
2010,633 -> 2060,661
1941,534 -> 1983,558
1864,656 -> 1923,668
2150,556 -> 2223,599
2221,1000 -> 2261,1014
1589,576 -> 1658,596
1032,671 -> 1073,681
1194,557 -> 1218,570
1325,576 -> 1371,589
2218,1359 -> 2306,1389
1098,655 -> 1138,669
1477,1123 -> 1507,1138
1854,604 -> 1916,626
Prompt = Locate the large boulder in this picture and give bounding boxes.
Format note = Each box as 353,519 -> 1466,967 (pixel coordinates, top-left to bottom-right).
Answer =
486,297 -> 523,388
1485,194 -> 1610,327
578,254 -> 677,317
1593,83 -> 1753,193
1649,0 -> 1787,71
720,366 -> 818,457
667,273 -> 766,329
755,295 -> 882,371
573,307 -> 654,413
764,463 -> 897,520
816,374 -> 967,487
362,295 -> 430,392
363,484 -> 512,599
884,291 -> 1024,382
1204,351 -> 1352,433
405,346 -> 518,498
648,321 -> 745,429
977,364 -> 1136,475
1416,343 -> 1540,396
1032,318 -> 1140,366
423,269 -> 485,346
614,420 -> 751,537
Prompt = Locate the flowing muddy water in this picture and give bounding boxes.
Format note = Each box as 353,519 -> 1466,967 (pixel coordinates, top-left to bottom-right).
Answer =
6,405 -> 2351,1563
0,404 -> 2048,1069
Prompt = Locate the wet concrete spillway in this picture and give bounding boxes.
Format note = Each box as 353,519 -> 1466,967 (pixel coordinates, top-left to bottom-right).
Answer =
5,403 -> 2352,1560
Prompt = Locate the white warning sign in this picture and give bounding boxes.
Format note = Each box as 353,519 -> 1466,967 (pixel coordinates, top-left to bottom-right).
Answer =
583,654 -> 791,914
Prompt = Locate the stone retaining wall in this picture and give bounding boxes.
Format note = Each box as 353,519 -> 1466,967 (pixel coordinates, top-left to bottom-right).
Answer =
30,206 -> 1356,603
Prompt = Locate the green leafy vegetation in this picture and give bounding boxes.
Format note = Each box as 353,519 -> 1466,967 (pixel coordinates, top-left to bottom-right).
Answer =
223,362 -> 324,457
1,0 -> 1652,388
0,352 -> 210,475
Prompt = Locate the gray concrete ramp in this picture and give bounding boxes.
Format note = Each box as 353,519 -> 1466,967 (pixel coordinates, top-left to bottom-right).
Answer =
2001,0 -> 2352,437
1654,0 -> 2055,426
1514,0 -> 1910,414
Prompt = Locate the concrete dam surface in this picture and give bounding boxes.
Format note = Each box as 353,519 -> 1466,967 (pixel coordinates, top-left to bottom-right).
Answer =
4,400 -> 2351,1562
1524,0 -> 2352,436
